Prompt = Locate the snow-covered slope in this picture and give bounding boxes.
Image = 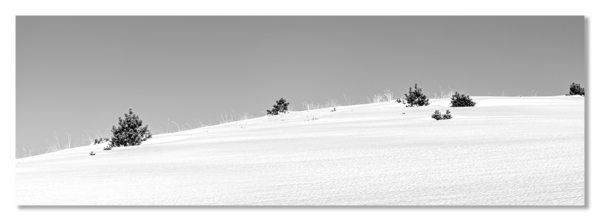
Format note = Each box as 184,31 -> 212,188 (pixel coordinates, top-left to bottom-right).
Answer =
16,96 -> 585,205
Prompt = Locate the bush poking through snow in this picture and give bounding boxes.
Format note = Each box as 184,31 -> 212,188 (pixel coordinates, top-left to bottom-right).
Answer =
266,98 -> 289,116
444,110 -> 452,120
396,98 -> 406,105
94,137 -> 110,145
404,84 -> 429,107
432,110 -> 442,120
108,108 -> 152,148
450,92 -> 476,107
569,82 -> 585,96
432,110 -> 452,120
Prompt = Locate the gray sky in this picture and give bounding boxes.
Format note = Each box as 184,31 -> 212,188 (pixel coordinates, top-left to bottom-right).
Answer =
16,16 -> 585,157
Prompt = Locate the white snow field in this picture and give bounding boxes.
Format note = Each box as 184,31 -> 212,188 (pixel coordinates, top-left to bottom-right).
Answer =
16,96 -> 585,205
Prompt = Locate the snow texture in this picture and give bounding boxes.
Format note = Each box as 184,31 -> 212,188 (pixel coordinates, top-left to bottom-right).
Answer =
16,96 -> 585,205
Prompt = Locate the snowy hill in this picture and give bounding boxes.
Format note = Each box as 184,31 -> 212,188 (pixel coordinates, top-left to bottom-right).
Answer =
16,96 -> 585,205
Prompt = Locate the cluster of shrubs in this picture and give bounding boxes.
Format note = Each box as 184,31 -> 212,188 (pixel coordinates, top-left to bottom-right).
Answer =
98,82 -> 582,151
89,82 -> 586,156
432,110 -> 452,120
266,98 -> 289,115
568,82 -> 585,96
93,137 -> 110,145
398,84 -> 477,108
253,81 -> 587,125
104,108 -> 152,151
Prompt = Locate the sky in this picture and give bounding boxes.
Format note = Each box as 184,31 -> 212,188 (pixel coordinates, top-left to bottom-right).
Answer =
16,16 -> 586,157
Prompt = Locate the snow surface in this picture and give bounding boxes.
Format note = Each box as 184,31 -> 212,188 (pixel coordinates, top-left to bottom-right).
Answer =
16,96 -> 585,205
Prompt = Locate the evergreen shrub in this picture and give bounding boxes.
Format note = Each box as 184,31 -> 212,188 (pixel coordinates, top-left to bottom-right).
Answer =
266,98 -> 289,115
108,108 -> 152,148
450,92 -> 476,107
404,84 -> 429,107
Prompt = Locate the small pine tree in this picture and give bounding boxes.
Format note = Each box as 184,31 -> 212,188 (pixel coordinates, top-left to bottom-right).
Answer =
404,83 -> 429,107
432,110 -> 442,120
108,108 -> 152,147
569,82 -> 585,96
266,98 -> 289,115
450,92 -> 476,107
443,110 -> 452,119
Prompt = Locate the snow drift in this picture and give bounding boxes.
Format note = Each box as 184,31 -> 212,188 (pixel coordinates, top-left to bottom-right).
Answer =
16,96 -> 585,205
